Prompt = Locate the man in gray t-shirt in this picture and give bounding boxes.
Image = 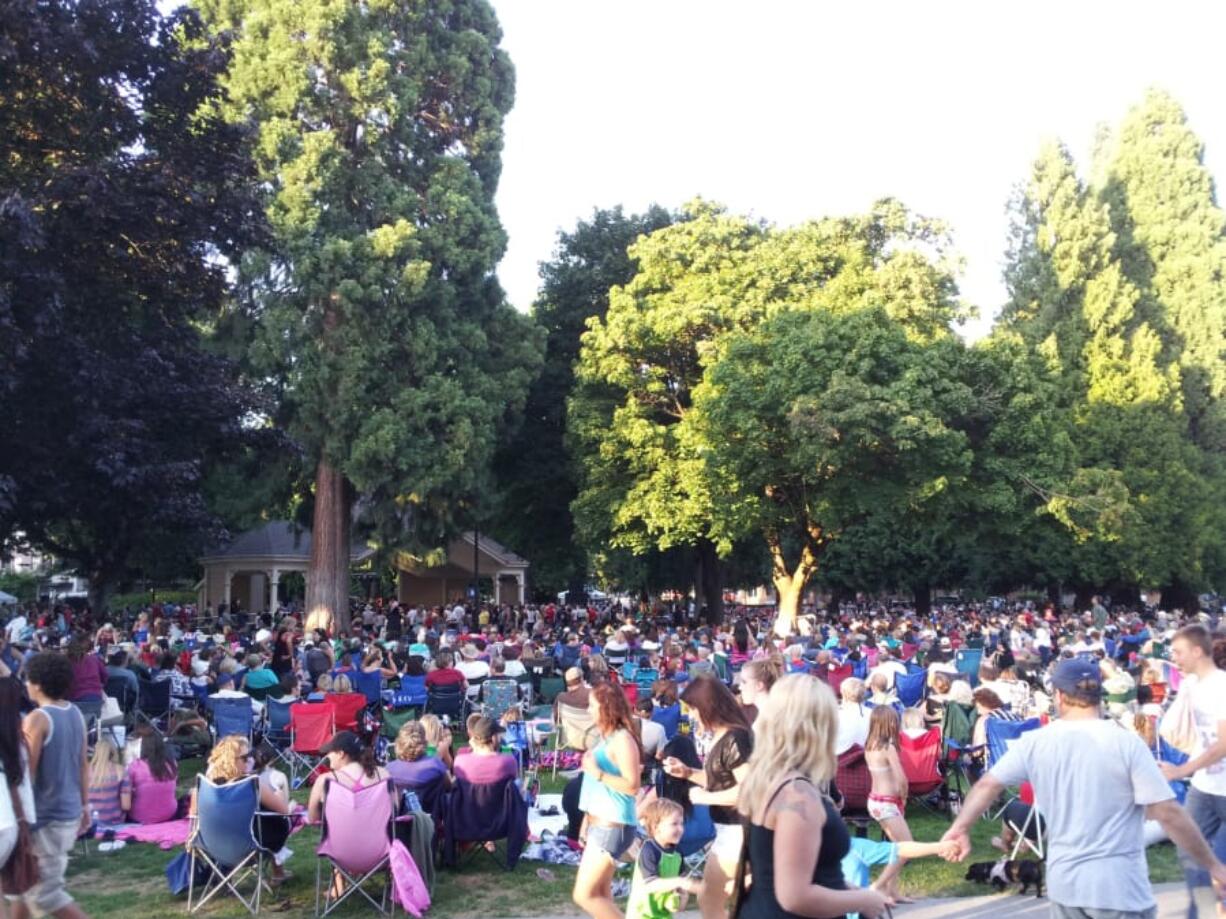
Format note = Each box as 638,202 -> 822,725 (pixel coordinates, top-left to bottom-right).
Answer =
944,658 -> 1226,919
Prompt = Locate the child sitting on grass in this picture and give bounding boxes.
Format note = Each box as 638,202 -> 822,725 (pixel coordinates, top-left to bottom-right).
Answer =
625,798 -> 701,919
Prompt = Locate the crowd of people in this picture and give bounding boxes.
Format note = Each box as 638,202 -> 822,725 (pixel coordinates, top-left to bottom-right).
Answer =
2,591 -> 1226,918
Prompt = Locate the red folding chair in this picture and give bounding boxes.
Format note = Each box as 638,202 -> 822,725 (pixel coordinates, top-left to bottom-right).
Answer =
900,727 -> 944,805
288,702 -> 335,789
325,692 -> 367,733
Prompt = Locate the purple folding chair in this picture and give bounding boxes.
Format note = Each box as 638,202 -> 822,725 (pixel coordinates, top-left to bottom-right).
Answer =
314,776 -> 397,917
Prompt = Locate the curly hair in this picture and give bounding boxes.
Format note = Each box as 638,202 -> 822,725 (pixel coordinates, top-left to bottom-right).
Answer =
394,721 -> 428,762
206,735 -> 250,783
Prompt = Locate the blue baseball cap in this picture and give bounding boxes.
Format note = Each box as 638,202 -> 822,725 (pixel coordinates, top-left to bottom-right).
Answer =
1051,658 -> 1101,695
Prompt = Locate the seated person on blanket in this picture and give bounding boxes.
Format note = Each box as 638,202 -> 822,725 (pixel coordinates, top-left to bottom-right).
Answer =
625,798 -> 701,919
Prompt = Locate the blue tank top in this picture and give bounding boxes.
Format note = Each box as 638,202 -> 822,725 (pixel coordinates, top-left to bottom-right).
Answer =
34,703 -> 85,828
578,730 -> 637,827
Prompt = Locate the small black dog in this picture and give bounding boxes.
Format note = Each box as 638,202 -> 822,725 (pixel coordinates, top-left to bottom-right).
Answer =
965,858 -> 1044,897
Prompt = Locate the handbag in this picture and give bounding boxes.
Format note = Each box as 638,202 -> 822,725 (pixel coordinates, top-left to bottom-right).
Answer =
1160,686 -> 1199,755
0,780 -> 39,896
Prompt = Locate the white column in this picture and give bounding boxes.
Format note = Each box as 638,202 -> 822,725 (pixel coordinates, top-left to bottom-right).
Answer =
223,568 -> 232,609
516,572 -> 525,604
249,572 -> 267,613
269,568 -> 281,611
494,570 -> 506,606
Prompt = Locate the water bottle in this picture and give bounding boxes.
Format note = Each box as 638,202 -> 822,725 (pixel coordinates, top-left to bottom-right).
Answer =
403,790 -> 422,813
91,809 -> 100,837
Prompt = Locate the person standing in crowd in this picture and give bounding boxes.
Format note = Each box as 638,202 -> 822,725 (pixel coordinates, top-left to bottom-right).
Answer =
944,657 -> 1226,918
736,673 -> 891,919
12,651 -> 91,919
0,677 -> 36,875
664,675 -> 752,919
572,682 -> 641,919
1161,624 -> 1226,912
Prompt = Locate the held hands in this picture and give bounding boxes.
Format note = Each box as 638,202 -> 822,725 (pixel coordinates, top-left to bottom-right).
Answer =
936,839 -> 963,862
939,826 -> 971,862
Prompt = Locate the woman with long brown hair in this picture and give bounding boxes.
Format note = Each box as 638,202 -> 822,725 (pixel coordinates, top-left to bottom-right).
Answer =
572,682 -> 641,919
664,675 -> 752,918
0,677 -> 34,870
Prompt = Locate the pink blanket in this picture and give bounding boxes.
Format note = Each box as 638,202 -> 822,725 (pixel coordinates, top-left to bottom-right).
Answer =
113,819 -> 191,849
112,807 -> 308,850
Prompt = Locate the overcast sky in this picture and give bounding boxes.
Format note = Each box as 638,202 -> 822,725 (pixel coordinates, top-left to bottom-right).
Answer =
490,0 -> 1226,339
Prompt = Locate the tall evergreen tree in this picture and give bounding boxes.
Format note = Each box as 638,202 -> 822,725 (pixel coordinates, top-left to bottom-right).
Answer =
197,0 -> 541,629
487,205 -> 673,600
1000,118 -> 1221,603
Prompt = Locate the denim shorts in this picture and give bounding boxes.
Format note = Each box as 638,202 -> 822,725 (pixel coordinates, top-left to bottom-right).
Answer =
585,822 -> 637,860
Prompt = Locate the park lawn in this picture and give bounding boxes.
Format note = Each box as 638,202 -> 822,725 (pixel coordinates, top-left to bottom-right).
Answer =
65,760 -> 1183,918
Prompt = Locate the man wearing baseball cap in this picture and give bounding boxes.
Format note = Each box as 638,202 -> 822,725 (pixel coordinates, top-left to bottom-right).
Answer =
943,657 -> 1226,918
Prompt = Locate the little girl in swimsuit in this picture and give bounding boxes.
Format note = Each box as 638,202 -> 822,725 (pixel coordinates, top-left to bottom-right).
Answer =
864,705 -> 914,901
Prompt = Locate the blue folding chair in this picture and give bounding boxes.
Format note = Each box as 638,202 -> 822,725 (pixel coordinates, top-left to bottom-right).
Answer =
188,775 -> 271,915
210,696 -> 254,742
622,662 -> 639,683
350,669 -> 383,707
895,669 -> 927,708
954,648 -> 983,688
851,658 -> 868,680
634,668 -> 659,695
651,703 -> 682,741
137,678 -> 173,735
986,716 -> 1042,771
391,674 -> 428,709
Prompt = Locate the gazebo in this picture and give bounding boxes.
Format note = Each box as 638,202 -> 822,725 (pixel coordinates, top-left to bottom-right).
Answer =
396,532 -> 528,607
198,522 -> 529,612
197,521 -> 373,613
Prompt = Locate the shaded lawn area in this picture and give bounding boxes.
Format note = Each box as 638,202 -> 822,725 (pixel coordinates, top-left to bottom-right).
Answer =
65,762 -> 1183,918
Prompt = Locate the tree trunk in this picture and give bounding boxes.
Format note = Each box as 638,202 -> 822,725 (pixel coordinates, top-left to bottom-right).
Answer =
306,458 -> 351,635
698,538 -> 723,626
87,571 -> 116,618
1160,580 -> 1199,617
774,571 -> 805,637
912,582 -> 932,618
765,531 -> 819,638
1073,585 -> 1095,614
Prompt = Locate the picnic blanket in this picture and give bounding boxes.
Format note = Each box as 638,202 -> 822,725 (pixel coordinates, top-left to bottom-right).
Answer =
111,805 -> 309,850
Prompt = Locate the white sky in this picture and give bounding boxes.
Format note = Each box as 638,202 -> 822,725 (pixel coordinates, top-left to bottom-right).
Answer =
491,0 -> 1226,339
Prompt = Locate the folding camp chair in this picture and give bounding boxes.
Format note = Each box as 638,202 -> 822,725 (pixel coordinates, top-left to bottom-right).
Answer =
288,702 -> 335,789
955,648 -> 983,687
899,727 -> 944,811
326,692 -> 367,733
633,668 -> 659,695
1001,784 -> 1046,860
553,701 -> 598,779
380,705 -> 416,744
441,774 -> 529,870
940,701 -> 978,810
985,717 -> 1043,847
351,669 -> 384,707
481,678 -> 520,722
188,775 -> 272,916
894,670 -> 927,708
650,703 -> 682,742
263,698 -> 295,773
314,777 -> 397,917
136,678 -> 172,736
394,674 -> 428,709
538,675 -> 565,705
425,684 -> 467,723
210,695 -> 255,743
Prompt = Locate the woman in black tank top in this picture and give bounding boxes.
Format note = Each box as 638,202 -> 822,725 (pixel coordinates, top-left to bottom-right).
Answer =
733,675 -> 891,919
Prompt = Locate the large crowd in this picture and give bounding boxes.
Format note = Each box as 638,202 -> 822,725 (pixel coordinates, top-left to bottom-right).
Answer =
2,592 -> 1226,919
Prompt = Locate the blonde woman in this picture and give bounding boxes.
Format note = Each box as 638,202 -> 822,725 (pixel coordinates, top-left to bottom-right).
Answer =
736,675 -> 890,919
191,735 -> 292,883
419,713 -> 454,771
87,736 -> 128,827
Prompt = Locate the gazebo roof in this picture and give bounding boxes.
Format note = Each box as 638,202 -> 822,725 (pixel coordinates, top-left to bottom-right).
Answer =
462,531 -> 528,568
199,521 -> 372,565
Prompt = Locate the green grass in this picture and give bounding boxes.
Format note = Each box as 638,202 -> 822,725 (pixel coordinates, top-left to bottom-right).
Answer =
65,766 -> 1183,917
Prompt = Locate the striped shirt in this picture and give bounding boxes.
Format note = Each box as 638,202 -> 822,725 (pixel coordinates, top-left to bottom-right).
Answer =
88,769 -> 128,825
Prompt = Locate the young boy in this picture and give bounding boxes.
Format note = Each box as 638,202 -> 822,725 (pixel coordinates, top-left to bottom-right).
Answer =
625,798 -> 701,919
11,651 -> 91,919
